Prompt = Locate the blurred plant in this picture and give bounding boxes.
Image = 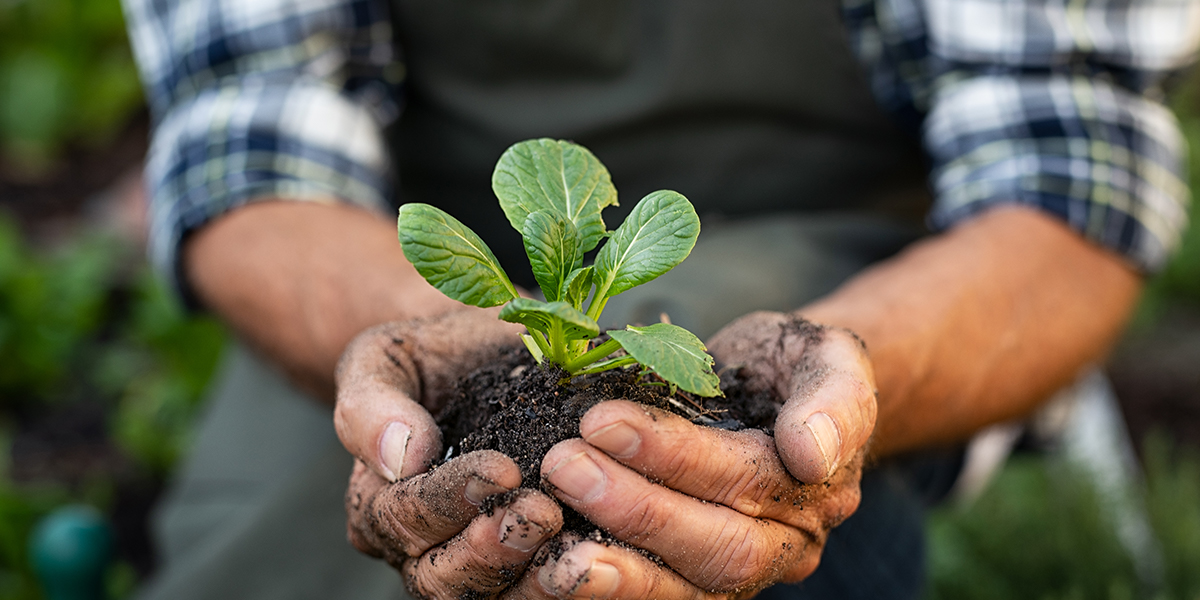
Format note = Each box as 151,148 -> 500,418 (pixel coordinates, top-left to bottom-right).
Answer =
925,456 -> 1139,600
99,269 -> 226,473
925,440 -> 1200,600
0,211 -> 225,472
0,218 -> 123,403
0,0 -> 143,173
1142,434 -> 1200,599
0,211 -> 225,599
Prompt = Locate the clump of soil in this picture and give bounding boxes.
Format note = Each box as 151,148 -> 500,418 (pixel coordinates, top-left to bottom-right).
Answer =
434,345 -> 780,535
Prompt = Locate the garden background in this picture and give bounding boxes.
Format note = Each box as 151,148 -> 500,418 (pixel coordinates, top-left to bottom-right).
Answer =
0,0 -> 1197,598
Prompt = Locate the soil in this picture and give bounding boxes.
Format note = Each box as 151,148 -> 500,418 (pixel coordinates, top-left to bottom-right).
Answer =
435,345 -> 780,537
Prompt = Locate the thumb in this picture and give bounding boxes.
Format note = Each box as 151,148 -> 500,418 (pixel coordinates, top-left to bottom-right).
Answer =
334,324 -> 443,482
774,328 -> 877,483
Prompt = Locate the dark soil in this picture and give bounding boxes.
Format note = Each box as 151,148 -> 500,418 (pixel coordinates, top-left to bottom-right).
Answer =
435,345 -> 780,536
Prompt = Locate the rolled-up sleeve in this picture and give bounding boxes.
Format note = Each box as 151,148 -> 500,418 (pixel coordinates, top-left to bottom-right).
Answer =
122,0 -> 399,301
921,0 -> 1200,272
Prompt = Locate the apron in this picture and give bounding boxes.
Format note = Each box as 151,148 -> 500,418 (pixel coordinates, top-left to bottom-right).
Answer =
388,0 -> 931,289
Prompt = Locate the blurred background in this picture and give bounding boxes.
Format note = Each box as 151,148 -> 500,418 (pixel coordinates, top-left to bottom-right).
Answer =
0,0 -> 1197,598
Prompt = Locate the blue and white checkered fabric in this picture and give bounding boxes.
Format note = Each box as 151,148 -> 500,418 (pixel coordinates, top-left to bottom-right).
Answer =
123,0 -> 1200,298
123,0 -> 399,297
845,0 -> 1200,271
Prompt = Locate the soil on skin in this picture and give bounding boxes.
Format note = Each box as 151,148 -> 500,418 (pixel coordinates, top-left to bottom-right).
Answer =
435,345 -> 781,536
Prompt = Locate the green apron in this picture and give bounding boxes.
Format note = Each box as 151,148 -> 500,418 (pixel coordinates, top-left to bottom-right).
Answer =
388,0 -> 931,288
137,2 -> 945,599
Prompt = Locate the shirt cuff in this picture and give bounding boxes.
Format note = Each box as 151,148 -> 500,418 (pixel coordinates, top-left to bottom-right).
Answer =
145,77 -> 392,307
924,73 -> 1190,273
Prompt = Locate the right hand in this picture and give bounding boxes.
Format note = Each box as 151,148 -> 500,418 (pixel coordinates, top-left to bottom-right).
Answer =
335,309 -> 564,598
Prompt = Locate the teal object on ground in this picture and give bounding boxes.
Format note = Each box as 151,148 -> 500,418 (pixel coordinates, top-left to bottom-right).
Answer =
30,505 -> 112,600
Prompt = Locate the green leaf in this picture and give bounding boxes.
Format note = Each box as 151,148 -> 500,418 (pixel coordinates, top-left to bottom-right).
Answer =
522,211 -> 583,303
560,266 -> 594,309
592,190 -> 700,302
492,138 -> 618,252
608,323 -> 721,397
499,298 -> 599,342
397,203 -> 519,308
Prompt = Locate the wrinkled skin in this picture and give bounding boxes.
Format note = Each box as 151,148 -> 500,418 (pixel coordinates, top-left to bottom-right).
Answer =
336,309 -> 876,599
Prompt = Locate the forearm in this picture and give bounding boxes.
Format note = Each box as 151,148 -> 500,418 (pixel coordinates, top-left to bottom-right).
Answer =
800,206 -> 1142,458
184,201 -> 467,401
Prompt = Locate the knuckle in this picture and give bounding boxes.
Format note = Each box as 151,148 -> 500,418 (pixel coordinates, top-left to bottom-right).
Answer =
369,487 -> 434,557
825,481 -> 862,527
699,522 -> 773,591
607,489 -> 670,543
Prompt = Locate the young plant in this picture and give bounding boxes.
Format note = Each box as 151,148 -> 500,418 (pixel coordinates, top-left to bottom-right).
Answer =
397,138 -> 721,397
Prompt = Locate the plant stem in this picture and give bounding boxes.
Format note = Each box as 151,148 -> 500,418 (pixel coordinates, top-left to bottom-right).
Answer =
521,334 -> 545,364
549,319 -> 566,365
572,355 -> 637,377
586,283 -> 611,322
565,338 -> 623,373
529,329 -> 552,358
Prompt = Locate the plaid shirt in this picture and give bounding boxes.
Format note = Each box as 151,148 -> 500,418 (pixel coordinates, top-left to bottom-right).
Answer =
123,0 -> 1200,298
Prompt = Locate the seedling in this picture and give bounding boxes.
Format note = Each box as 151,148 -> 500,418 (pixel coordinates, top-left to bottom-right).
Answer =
397,138 -> 721,397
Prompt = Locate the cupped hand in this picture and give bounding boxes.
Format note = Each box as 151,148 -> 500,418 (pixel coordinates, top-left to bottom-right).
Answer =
535,312 -> 876,598
335,309 -> 564,598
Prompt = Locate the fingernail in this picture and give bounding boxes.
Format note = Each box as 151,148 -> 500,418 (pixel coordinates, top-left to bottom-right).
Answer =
465,475 -> 507,506
537,556 -> 560,594
380,422 -> 411,482
545,452 -> 606,502
584,422 -> 640,458
578,561 -> 621,598
498,510 -> 550,552
805,412 -> 841,479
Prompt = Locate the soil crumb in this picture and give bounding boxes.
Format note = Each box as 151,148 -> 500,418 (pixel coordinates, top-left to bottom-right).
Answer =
435,346 -> 779,536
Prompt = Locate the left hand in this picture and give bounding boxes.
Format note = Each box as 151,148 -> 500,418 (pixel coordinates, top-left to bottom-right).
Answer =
533,312 -> 877,598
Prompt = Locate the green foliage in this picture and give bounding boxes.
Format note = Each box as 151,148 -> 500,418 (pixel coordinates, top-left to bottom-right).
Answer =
399,138 -> 720,396
0,213 -> 226,598
100,270 -> 226,473
926,458 -> 1138,600
589,190 -> 700,319
0,0 -> 143,170
491,138 -> 618,253
0,218 -> 124,401
1142,435 -> 1200,599
0,210 -> 225,471
607,324 -> 721,397
397,203 -> 519,308
925,441 -> 1200,600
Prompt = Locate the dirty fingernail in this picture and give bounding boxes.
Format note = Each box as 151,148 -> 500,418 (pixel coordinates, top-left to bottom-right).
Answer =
577,561 -> 621,598
585,422 -> 641,458
805,412 -> 841,479
380,421 -> 411,482
537,556 -> 560,594
465,475 -> 507,505
498,510 -> 550,552
545,452 -> 606,502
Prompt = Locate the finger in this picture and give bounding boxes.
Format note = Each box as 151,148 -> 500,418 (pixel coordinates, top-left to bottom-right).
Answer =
535,538 -> 725,600
403,490 -> 562,598
579,401 -> 818,527
335,313 -> 523,482
346,450 -> 522,565
542,440 -> 813,592
775,328 -> 877,483
335,323 -> 444,481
